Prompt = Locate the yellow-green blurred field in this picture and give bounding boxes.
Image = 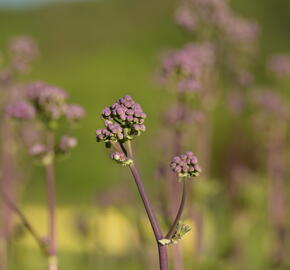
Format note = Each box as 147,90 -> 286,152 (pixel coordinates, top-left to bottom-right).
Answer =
11,204 -> 213,269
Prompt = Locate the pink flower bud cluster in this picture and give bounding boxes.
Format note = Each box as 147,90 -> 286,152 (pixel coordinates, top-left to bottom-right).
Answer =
96,120 -> 124,143
268,54 -> 290,78
175,7 -> 197,31
27,81 -> 68,120
170,152 -> 202,178
111,152 -> 126,162
160,43 -> 215,92
96,95 -> 146,143
25,81 -> 85,122
163,105 -> 204,126
29,143 -> 47,157
5,101 -> 35,120
111,152 -> 132,166
59,136 -> 78,153
8,36 -> 39,73
64,104 -> 86,121
252,89 -> 290,120
175,0 -> 259,49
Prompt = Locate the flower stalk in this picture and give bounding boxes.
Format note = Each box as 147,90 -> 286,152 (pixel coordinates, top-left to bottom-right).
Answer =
128,159 -> 168,270
96,96 -> 201,270
4,79 -> 85,269
0,189 -> 47,254
166,180 -> 187,239
45,131 -> 58,270
122,140 -> 168,269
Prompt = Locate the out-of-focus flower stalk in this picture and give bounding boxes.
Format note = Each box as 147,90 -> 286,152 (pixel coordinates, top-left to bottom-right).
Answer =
251,88 -> 289,266
0,189 -> 47,254
1,34 -> 84,270
192,73 -> 216,256
0,36 -> 39,268
158,40 -> 217,263
266,124 -> 287,265
0,97 -> 21,270
3,80 -> 84,269
45,131 -> 58,270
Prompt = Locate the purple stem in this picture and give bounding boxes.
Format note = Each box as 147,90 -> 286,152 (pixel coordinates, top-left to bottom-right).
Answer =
129,164 -> 168,270
0,116 -> 17,243
0,189 -> 47,254
45,131 -> 58,270
123,141 -> 168,270
165,180 -> 187,239
267,135 -> 287,264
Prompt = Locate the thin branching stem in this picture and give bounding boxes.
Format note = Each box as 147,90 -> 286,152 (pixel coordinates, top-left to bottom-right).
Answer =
119,141 -> 128,156
126,140 -> 133,158
112,142 -> 122,153
122,140 -> 168,270
0,189 -> 47,254
165,180 -> 187,239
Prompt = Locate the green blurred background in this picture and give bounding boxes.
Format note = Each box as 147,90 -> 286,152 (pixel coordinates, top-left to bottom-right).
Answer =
0,0 -> 290,269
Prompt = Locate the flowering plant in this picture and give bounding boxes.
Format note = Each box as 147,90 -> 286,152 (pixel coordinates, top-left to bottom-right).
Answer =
96,95 -> 201,270
4,80 -> 85,270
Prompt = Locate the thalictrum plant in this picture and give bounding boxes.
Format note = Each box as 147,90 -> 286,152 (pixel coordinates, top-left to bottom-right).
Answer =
96,95 -> 201,270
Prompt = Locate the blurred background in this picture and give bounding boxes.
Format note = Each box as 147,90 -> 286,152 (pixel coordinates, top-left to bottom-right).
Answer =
0,0 -> 290,269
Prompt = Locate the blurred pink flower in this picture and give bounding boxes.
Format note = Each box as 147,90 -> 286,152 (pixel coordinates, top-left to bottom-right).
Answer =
6,101 -> 35,120
8,36 -> 39,73
175,7 -> 197,31
64,104 -> 85,121
268,54 -> 290,77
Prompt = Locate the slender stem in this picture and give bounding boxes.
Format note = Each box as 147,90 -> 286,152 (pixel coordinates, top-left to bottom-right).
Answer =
166,180 -> 187,239
267,131 -> 287,264
123,141 -> 168,270
0,189 -> 47,254
1,116 -> 18,244
45,131 -> 58,270
128,163 -> 163,240
126,140 -> 133,158
158,245 -> 168,270
112,142 -> 122,153
119,142 -> 128,156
